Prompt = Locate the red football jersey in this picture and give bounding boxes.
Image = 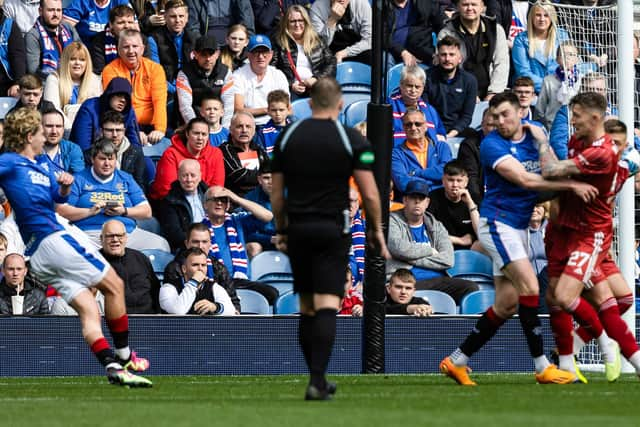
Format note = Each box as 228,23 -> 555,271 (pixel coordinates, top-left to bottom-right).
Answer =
555,134 -> 620,232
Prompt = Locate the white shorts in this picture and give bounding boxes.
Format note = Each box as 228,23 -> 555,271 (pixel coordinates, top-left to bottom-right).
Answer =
478,217 -> 530,277
29,228 -> 110,303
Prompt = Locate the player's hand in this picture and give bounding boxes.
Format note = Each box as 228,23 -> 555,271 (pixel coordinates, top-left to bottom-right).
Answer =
351,304 -> 363,317
523,122 -> 548,149
368,228 -> 391,259
275,233 -> 288,253
148,130 -> 165,144
194,299 -> 217,315
571,182 -> 599,203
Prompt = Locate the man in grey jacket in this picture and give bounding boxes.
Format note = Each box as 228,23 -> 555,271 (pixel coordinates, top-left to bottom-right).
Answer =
387,180 -> 477,304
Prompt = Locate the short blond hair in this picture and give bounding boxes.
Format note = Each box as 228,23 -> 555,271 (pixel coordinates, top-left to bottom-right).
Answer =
4,108 -> 41,153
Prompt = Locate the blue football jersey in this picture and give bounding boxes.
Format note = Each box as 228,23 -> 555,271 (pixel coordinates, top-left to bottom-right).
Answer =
479,129 -> 541,229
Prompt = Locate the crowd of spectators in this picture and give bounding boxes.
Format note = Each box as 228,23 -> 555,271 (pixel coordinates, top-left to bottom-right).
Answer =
0,0 -> 634,316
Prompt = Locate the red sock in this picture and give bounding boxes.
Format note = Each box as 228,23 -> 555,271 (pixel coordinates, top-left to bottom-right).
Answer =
486,306 -> 506,327
617,294 -> 633,315
568,297 -> 603,338
106,314 -> 129,350
90,337 -> 110,354
599,298 -> 639,359
575,326 -> 593,344
90,337 -> 116,367
550,306 -> 574,356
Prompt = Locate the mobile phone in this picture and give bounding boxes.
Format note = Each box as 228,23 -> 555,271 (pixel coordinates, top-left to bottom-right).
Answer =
105,201 -> 120,208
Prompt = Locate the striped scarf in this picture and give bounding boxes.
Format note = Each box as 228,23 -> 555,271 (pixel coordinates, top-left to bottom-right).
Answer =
35,18 -> 72,74
350,210 -> 366,286
203,214 -> 248,279
104,28 -> 118,65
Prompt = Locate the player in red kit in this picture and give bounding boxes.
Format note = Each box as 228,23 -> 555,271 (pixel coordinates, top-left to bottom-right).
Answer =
535,93 -> 640,382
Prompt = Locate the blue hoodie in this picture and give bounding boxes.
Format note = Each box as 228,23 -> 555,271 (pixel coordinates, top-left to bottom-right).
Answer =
69,77 -> 141,150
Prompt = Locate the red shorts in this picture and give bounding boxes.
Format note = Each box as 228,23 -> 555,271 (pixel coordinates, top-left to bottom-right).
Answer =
545,224 -> 614,287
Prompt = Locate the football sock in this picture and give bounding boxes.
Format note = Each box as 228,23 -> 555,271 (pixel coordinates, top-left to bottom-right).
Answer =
309,309 -> 337,390
628,351 -> 640,373
550,306 -> 574,357
558,355 -> 575,372
298,314 -> 314,367
518,296 -> 545,360
573,294 -> 633,349
107,314 -> 130,361
598,298 -> 639,360
458,306 -> 505,362
567,297 -> 603,339
90,337 -> 119,369
533,355 -> 551,373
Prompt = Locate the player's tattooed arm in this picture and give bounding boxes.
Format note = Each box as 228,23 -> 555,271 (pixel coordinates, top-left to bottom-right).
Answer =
539,152 -> 582,179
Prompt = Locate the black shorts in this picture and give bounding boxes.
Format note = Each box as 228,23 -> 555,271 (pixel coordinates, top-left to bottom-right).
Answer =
287,219 -> 351,297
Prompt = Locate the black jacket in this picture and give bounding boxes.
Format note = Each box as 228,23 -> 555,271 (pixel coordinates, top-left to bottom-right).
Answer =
384,294 -> 430,315
385,0 -> 446,63
0,12 -> 26,95
163,250 -> 241,312
101,247 -> 161,314
456,129 -> 484,204
219,140 -> 269,196
425,66 -> 478,134
271,35 -> 336,87
159,180 -> 209,251
0,274 -> 49,315
180,57 -> 230,109
151,27 -> 198,82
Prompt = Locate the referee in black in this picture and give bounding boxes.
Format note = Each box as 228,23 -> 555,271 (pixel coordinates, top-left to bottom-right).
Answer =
271,77 -> 390,401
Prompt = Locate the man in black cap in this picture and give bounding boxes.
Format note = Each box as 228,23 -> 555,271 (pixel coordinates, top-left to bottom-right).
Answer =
176,35 -> 234,127
386,179 -> 478,304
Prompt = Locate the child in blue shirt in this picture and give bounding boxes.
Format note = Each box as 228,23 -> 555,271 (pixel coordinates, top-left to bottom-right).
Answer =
256,90 -> 291,157
199,93 -> 228,147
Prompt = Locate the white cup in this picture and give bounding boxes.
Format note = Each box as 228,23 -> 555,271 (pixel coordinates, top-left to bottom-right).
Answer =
11,295 -> 24,315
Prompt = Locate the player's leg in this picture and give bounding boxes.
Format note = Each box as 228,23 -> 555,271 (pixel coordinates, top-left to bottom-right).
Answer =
95,266 -> 149,372
440,276 -> 517,386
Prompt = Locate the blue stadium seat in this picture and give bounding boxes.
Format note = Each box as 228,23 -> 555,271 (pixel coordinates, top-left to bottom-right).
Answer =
274,292 -> 299,314
137,217 -> 164,236
237,289 -> 271,314
340,92 -> 371,122
460,290 -> 495,314
142,138 -> 171,163
264,280 -> 294,296
250,250 -> 292,281
291,98 -> 312,121
343,99 -> 369,127
141,249 -> 174,280
470,101 -> 489,130
446,136 -> 463,158
336,61 -> 371,92
0,97 -> 17,119
413,290 -> 457,314
447,250 -> 493,282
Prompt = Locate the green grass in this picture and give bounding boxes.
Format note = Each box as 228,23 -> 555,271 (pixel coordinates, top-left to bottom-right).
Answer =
2,374 -> 640,427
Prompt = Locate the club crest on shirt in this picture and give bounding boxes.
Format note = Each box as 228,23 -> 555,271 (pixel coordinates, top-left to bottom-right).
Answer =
28,170 -> 50,186
83,184 -> 94,191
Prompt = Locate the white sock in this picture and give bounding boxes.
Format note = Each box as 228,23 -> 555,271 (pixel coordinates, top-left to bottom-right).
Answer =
572,333 -> 586,355
596,332 -> 616,364
534,355 -> 550,373
115,346 -> 131,361
628,351 -> 640,373
450,348 -> 469,367
559,355 -> 575,372
106,362 -> 122,371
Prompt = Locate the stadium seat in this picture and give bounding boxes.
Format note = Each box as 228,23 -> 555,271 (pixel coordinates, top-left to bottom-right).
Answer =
141,249 -> 174,281
460,290 -> 495,314
264,280 -> 294,296
291,98 -> 312,121
413,290 -> 456,314
447,250 -> 493,282
340,92 -> 371,123
237,289 -> 271,314
142,138 -> 171,164
470,101 -> 489,130
250,250 -> 292,281
343,99 -> 369,127
336,61 -> 371,92
0,97 -> 17,119
137,216 -> 163,236
274,292 -> 299,314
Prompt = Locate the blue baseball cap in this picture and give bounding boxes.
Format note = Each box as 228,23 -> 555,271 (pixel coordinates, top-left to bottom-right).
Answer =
248,34 -> 272,52
405,180 -> 430,197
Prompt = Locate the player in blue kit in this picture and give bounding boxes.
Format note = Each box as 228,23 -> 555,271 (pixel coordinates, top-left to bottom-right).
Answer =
439,91 -> 599,386
0,108 -> 151,387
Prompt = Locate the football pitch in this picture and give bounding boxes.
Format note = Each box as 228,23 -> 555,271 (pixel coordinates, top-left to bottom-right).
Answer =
2,374 -> 640,427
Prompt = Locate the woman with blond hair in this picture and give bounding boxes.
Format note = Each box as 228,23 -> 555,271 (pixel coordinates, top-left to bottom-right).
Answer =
271,4 -> 335,99
512,1 -> 568,93
43,42 -> 102,132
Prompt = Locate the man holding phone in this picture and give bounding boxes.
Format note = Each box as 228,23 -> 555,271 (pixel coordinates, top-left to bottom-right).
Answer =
56,138 -> 170,251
